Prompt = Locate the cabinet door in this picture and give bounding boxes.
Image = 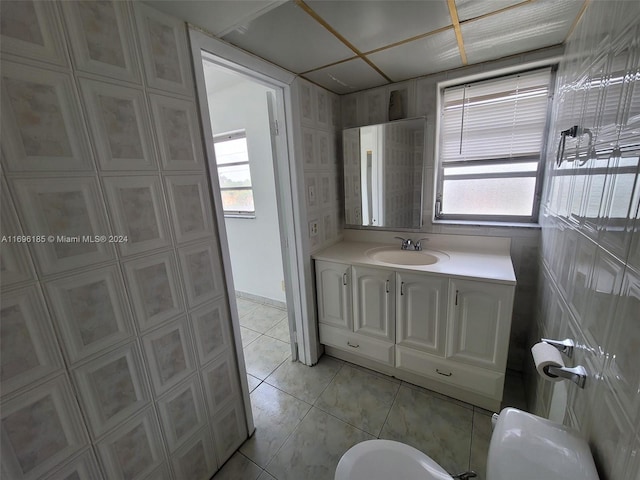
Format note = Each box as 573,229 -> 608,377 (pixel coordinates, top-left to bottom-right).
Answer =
352,266 -> 395,342
396,272 -> 448,356
315,261 -> 352,330
447,279 -> 514,370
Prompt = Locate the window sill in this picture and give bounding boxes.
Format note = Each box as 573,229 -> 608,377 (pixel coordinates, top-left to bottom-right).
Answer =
224,214 -> 256,219
432,219 -> 541,229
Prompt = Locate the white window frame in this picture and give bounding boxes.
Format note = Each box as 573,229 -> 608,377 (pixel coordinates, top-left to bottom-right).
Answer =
435,66 -> 557,224
213,130 -> 256,218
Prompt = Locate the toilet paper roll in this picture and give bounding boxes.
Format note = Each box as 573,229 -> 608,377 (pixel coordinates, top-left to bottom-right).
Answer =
531,342 -> 565,382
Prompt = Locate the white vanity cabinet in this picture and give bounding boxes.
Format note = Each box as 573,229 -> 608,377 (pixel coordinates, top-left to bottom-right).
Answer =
315,260 -> 352,330
396,271 -> 448,356
316,261 -> 395,365
314,251 -> 515,411
395,277 -> 514,409
352,265 -> 395,342
447,278 -> 514,371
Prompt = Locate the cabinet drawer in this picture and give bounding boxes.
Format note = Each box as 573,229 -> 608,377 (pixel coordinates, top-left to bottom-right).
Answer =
396,346 -> 504,399
319,323 -> 394,366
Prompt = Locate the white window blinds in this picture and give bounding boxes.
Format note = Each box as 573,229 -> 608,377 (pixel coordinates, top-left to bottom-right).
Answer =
440,67 -> 552,163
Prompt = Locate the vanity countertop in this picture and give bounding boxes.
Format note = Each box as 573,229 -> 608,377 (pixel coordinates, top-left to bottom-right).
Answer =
312,240 -> 516,285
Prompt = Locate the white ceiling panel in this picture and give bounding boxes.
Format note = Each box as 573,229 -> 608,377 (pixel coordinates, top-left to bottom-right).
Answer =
462,0 -> 584,64
454,0 -> 525,22
306,0 -> 452,53
367,29 -> 462,82
303,58 -> 388,94
222,1 -> 354,73
143,1 -> 283,36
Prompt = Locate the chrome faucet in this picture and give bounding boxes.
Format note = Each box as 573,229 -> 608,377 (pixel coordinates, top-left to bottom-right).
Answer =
414,238 -> 429,251
394,236 -> 412,250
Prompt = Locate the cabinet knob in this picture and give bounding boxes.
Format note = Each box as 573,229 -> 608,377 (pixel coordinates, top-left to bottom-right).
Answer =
436,369 -> 452,377
343,272 -> 348,286
400,282 -> 405,296
347,341 -> 360,348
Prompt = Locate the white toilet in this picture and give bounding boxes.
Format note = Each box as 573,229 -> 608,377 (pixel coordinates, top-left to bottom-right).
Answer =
335,407 -> 600,480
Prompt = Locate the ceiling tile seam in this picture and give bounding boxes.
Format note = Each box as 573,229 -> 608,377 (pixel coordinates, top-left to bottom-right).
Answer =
311,44 -> 561,97
564,0 -> 590,43
447,0 -> 468,65
294,0 -> 393,82
299,55 -> 361,76
299,25 -> 455,76
363,25 -> 455,56
298,73 -> 346,95
457,0 -> 533,26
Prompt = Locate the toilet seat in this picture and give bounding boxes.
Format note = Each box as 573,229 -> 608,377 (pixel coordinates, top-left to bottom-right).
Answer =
335,439 -> 453,480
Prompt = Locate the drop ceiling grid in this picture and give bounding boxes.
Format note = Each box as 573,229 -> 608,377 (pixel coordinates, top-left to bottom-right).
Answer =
222,0 -> 586,94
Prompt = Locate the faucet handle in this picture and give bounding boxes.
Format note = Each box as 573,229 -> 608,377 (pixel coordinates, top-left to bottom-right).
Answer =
414,237 -> 429,251
393,236 -> 412,250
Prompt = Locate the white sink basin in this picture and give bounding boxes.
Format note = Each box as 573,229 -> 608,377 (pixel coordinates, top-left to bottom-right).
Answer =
366,247 -> 448,266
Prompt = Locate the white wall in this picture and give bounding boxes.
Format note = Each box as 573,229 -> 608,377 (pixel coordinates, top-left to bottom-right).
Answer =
206,70 -> 286,303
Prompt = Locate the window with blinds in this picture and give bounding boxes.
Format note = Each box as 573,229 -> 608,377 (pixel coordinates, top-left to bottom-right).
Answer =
436,67 -> 554,222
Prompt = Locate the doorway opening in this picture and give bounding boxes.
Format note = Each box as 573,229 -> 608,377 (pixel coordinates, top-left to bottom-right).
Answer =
202,60 -> 294,386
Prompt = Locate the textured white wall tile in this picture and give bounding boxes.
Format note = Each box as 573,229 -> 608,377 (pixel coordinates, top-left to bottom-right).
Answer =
61,1 -> 140,83
0,0 -> 68,66
45,265 -> 134,364
0,286 -> 64,396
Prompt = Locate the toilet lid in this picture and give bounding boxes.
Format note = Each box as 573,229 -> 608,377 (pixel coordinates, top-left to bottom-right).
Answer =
335,440 -> 453,480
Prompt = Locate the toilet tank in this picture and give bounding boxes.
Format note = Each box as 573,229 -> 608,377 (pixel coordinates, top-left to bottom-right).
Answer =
486,408 -> 599,480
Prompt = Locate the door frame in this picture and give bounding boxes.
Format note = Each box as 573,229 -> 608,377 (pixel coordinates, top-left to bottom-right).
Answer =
188,31 -> 315,375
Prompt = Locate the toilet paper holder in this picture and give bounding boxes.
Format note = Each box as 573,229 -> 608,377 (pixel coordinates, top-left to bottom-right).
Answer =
544,365 -> 587,389
541,338 -> 574,358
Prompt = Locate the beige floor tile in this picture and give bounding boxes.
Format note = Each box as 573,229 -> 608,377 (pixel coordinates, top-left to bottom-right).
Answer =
315,364 -> 400,436
236,297 -> 260,318
240,326 -> 262,348
240,304 -> 287,334
212,452 -> 262,480
380,384 -> 473,474
244,335 -> 291,380
265,407 -> 373,480
264,318 -> 291,344
265,355 -> 343,404
247,374 -> 262,393
241,382 -> 312,468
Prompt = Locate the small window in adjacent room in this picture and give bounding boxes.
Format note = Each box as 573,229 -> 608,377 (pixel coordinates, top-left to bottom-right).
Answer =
435,67 -> 554,223
213,130 -> 255,217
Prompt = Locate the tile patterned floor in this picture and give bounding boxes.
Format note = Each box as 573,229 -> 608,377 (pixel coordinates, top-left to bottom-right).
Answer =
214,297 -> 526,480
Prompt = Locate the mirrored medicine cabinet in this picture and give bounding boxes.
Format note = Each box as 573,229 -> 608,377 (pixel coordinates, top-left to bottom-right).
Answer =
343,117 -> 426,229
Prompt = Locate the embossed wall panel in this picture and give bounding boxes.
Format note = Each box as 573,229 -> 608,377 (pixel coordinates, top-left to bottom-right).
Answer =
190,299 -> 233,366
134,3 -> 193,96
177,240 -> 225,307
0,0 -> 68,66
0,375 -> 88,480
149,94 -> 205,171
123,251 -> 184,332
61,1 -> 140,83
156,375 -> 207,452
11,177 -> 115,275
1,61 -> 94,172
0,2 -> 248,478
0,286 -> 64,396
95,408 -> 165,480
79,79 -> 156,170
164,175 -> 216,244
142,317 -> 196,396
72,342 -> 151,438
102,176 -> 171,255
45,265 -> 134,363
170,428 -> 216,480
